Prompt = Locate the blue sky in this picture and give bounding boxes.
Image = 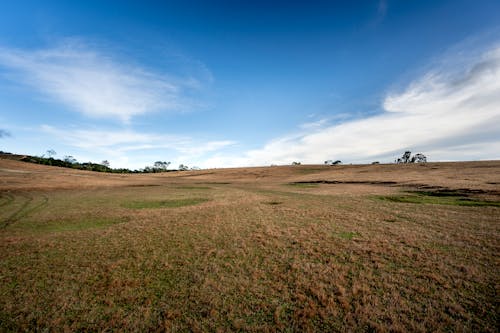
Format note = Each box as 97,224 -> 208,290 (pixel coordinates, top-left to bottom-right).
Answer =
0,0 -> 499,169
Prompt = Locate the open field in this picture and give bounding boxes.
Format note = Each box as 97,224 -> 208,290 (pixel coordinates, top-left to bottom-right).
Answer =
0,158 -> 499,331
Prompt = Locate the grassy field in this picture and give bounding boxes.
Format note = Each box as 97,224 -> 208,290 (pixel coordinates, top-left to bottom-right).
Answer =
0,158 -> 499,331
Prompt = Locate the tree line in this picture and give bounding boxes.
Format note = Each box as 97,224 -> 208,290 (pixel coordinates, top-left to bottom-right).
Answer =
17,150 -> 193,173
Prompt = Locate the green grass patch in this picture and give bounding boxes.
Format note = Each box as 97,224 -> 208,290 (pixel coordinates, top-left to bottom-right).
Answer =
11,217 -> 127,233
376,192 -> 500,207
286,182 -> 319,188
175,186 -> 212,190
337,231 -> 360,240
123,198 -> 210,209
413,190 -> 466,197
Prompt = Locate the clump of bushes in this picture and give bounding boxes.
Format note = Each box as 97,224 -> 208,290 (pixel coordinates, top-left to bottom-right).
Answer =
19,155 -> 191,174
396,151 -> 427,163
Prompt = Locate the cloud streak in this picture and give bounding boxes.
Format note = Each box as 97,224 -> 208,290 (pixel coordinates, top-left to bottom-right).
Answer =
201,43 -> 500,168
0,41 -> 204,122
40,125 -> 235,168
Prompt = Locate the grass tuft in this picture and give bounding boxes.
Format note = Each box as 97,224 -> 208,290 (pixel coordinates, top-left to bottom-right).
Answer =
175,186 -> 212,190
286,183 -> 319,188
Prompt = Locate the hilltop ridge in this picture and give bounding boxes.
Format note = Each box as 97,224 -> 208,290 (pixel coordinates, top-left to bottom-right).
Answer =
1,155 -> 499,193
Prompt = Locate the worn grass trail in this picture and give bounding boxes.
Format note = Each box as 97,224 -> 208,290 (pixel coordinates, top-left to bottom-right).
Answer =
0,192 -> 49,229
0,161 -> 499,331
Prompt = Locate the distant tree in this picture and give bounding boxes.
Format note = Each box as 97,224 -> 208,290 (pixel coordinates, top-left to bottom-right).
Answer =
292,161 -> 301,165
325,160 -> 342,165
46,149 -> 56,158
396,151 -> 427,164
190,166 -> 201,171
402,151 -> 412,163
178,164 -> 189,171
371,161 -> 380,165
101,160 -> 110,168
413,153 -> 427,163
153,161 -> 170,171
63,155 -> 77,164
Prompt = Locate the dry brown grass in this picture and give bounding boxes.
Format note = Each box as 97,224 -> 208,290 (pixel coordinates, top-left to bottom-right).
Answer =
0,158 -> 499,331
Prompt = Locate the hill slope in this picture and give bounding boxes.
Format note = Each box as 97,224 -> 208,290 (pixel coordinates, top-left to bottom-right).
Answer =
0,157 -> 499,331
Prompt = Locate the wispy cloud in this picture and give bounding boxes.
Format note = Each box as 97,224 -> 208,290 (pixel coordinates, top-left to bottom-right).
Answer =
299,118 -> 329,130
201,42 -> 500,168
377,0 -> 388,20
365,0 -> 388,27
40,125 -> 235,168
0,40 -> 206,123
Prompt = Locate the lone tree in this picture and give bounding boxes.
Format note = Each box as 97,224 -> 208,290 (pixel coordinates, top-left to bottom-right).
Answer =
101,160 -> 110,168
153,161 -> 170,171
396,151 -> 427,163
46,149 -> 57,158
325,160 -> 342,165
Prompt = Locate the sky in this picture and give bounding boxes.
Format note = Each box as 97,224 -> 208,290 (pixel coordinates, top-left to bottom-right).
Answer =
0,0 -> 499,169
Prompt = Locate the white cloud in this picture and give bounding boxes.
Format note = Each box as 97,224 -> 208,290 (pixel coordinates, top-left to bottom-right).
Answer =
40,125 -> 235,169
40,125 -> 184,150
199,43 -> 500,168
0,41 -> 204,122
299,118 -> 329,130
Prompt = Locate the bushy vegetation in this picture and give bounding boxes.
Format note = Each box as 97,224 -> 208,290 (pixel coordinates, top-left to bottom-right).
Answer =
18,154 -> 190,173
396,150 -> 427,163
20,155 -> 135,173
